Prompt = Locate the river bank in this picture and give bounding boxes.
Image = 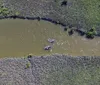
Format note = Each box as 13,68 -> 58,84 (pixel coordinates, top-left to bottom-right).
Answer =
0,54 -> 100,85
0,0 -> 100,36
0,15 -> 87,37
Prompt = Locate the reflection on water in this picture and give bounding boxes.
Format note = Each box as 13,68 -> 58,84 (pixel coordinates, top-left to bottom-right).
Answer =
0,19 -> 100,57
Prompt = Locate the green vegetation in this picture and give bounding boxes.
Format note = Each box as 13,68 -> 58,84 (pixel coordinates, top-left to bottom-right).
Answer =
0,6 -> 9,16
86,31 -> 95,38
81,0 -> 100,30
86,26 -> 96,38
25,62 -> 31,69
15,12 -> 20,16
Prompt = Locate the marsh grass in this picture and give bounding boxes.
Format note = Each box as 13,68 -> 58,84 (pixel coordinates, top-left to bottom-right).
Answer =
50,67 -> 100,85
29,55 -> 100,85
0,55 -> 100,84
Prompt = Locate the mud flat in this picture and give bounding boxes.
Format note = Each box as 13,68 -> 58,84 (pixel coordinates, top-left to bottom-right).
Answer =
0,54 -> 100,85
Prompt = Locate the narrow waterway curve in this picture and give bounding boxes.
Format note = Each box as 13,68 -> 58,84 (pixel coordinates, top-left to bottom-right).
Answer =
0,19 -> 99,57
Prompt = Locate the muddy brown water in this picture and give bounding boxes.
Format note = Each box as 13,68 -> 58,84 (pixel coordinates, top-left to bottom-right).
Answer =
0,19 -> 100,58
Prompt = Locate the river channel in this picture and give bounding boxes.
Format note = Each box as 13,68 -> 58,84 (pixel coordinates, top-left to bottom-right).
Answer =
0,19 -> 99,57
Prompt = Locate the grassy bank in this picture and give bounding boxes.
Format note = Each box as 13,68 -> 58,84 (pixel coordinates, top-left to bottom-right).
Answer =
0,0 -> 100,34
0,55 -> 100,85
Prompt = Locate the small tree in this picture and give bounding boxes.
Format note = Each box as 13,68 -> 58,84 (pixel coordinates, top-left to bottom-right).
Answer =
25,62 -> 31,69
86,26 -> 96,39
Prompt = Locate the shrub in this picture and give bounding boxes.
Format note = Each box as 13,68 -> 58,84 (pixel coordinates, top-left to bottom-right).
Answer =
64,27 -> 67,31
89,26 -> 95,32
25,62 -> 31,69
86,26 -> 96,39
61,1 -> 68,6
2,7 -> 8,11
0,6 -> 9,16
15,12 -> 20,16
86,31 -> 95,39
68,29 -> 74,35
